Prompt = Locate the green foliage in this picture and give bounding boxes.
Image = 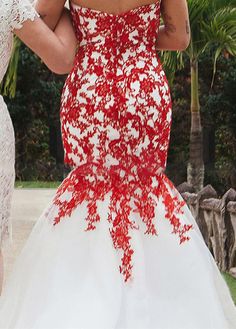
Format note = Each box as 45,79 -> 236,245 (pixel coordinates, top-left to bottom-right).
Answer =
0,37 -> 21,98
159,51 -> 185,85
222,272 -> 236,305
15,181 -> 61,188
166,62 -> 191,184
162,0 -> 236,82
200,54 -> 236,193
164,51 -> 236,194
5,45 -> 66,181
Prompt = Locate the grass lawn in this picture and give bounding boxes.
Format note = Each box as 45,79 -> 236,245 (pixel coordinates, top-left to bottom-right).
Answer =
15,181 -> 61,188
222,272 -> 236,305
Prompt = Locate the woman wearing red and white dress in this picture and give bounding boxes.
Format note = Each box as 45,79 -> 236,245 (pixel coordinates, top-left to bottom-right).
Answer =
0,0 -> 77,294
0,0 -> 236,328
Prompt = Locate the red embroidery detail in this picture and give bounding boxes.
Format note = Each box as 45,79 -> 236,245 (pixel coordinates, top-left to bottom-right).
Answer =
53,165 -> 193,282
53,2 -> 194,282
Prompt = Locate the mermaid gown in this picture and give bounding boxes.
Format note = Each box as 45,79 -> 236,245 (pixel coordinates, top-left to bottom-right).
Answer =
1,2 -> 236,328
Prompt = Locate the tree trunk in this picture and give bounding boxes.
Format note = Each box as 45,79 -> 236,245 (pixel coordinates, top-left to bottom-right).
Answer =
187,59 -> 204,192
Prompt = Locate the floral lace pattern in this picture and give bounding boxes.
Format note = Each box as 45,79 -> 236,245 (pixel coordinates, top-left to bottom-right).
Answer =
0,0 -> 37,247
0,97 -> 15,247
0,0 -> 37,82
53,1 -> 194,281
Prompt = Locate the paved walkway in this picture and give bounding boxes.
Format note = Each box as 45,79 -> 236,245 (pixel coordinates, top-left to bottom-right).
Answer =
3,189 -> 56,288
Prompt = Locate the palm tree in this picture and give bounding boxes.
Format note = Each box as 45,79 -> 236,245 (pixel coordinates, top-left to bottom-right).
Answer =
162,0 -> 236,192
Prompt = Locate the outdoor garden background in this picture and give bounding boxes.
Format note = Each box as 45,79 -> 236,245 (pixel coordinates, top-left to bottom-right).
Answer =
1,0 -> 236,303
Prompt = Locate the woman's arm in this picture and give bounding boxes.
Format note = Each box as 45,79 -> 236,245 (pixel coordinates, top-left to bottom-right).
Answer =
156,0 -> 190,51
35,0 -> 67,30
14,9 -> 77,74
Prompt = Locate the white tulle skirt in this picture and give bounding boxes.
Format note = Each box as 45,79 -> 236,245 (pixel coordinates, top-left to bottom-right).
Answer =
0,175 -> 236,329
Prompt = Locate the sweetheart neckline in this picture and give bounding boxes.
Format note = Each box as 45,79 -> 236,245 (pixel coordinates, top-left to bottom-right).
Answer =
70,1 -> 160,17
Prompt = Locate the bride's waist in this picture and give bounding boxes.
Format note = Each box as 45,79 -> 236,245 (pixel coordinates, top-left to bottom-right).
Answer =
77,37 -> 156,51
68,161 -> 165,183
72,47 -> 161,73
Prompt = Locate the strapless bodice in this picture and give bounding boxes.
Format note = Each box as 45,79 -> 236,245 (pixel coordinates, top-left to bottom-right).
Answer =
70,2 -> 161,49
56,1 -> 194,282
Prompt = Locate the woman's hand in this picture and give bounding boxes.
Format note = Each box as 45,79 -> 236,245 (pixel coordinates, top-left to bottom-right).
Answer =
35,0 -> 67,30
14,9 -> 77,74
156,0 -> 190,51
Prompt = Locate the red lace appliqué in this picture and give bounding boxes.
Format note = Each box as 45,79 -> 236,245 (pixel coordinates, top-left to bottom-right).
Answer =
53,2 -> 194,282
53,164 -> 193,282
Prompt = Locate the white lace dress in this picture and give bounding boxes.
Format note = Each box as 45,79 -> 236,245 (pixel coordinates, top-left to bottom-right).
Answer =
0,0 -> 37,247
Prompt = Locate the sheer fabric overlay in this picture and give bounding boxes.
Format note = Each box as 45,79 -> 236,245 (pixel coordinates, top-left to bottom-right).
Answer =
0,0 -> 38,82
0,96 -> 15,247
0,0 -> 38,247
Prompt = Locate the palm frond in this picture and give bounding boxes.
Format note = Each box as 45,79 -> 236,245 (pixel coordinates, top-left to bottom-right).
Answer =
160,51 -> 184,84
1,37 -> 21,98
213,0 -> 236,11
162,0 -> 236,85
202,7 -> 236,85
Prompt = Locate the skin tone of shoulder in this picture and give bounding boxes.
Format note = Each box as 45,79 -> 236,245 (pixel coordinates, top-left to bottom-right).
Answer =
14,8 -> 78,75
36,0 -> 190,52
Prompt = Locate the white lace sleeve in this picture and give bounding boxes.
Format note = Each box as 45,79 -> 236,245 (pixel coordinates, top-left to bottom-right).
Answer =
10,0 -> 39,31
0,0 -> 38,247
0,0 -> 39,82
0,0 -> 38,32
